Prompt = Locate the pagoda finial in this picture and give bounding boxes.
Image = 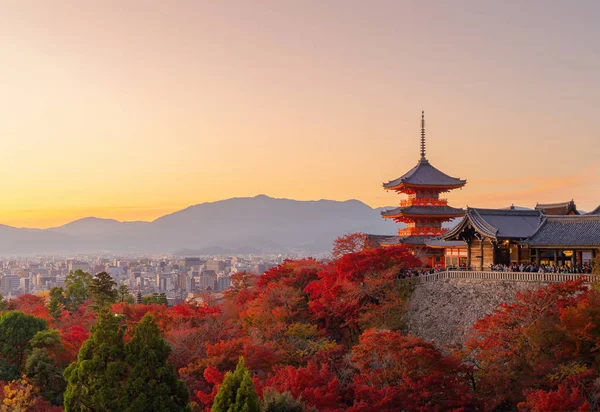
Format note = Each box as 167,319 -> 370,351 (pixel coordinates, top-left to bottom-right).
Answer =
420,111 -> 426,160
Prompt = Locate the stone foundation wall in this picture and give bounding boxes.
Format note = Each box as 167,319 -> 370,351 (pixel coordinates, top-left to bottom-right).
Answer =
403,279 -> 545,348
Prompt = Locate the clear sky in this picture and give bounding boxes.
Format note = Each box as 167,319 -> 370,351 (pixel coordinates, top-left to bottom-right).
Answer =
1,1 -> 599,228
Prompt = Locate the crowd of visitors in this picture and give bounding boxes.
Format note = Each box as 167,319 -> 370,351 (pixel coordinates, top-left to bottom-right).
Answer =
489,263 -> 594,274
399,267 -> 446,279
398,262 -> 596,278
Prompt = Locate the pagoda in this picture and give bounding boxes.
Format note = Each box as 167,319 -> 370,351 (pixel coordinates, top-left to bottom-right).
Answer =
379,112 -> 466,266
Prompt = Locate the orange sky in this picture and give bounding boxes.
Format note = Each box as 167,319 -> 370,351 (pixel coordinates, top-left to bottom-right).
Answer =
1,1 -> 599,228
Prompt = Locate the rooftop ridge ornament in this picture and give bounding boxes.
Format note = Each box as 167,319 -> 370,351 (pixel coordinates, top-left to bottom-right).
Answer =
420,110 -> 426,160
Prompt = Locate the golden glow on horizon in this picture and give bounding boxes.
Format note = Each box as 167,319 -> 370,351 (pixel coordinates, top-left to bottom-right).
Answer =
0,2 -> 599,228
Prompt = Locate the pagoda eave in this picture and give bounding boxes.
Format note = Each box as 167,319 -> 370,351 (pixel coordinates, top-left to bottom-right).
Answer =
383,183 -> 466,193
383,214 -> 463,220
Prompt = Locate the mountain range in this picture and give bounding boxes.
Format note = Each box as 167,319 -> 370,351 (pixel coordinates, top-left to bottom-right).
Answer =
0,195 -> 403,255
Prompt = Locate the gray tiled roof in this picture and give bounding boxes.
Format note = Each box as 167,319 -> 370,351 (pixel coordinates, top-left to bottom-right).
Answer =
587,205 -> 600,215
383,159 -> 466,189
381,205 -> 464,217
444,208 -> 544,240
424,239 -> 467,248
535,200 -> 579,215
524,215 -> 600,247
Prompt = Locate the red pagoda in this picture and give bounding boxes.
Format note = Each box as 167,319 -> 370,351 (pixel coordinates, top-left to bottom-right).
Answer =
378,112 -> 466,267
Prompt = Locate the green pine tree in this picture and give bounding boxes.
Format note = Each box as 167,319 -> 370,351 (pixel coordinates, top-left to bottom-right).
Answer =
124,314 -> 190,411
63,311 -> 128,411
25,329 -> 66,405
117,285 -> 134,303
142,292 -> 168,306
65,270 -> 93,311
48,287 -> 67,319
0,310 -> 47,381
211,357 -> 260,412
88,272 -> 118,311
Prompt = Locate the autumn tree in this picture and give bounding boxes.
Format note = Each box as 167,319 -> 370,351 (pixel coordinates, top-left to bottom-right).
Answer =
88,272 -> 118,310
1,376 -> 38,412
64,270 -> 93,311
125,314 -> 190,411
465,280 -> 595,410
211,357 -> 260,412
0,295 -> 7,312
0,311 -> 47,381
306,245 -> 420,344
349,329 -> 473,411
331,232 -> 368,259
63,311 -> 127,411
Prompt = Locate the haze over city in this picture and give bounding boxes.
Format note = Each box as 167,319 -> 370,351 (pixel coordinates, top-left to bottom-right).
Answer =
1,0 -> 600,228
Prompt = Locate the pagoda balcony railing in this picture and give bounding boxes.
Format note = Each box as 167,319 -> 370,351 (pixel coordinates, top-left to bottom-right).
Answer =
400,270 -> 599,285
398,227 -> 447,237
400,198 -> 448,207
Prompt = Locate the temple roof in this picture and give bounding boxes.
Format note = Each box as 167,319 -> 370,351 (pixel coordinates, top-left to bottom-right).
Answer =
586,205 -> 600,215
424,238 -> 467,248
523,215 -> 600,248
444,208 -> 543,241
381,205 -> 465,218
535,200 -> 579,215
383,159 -> 466,190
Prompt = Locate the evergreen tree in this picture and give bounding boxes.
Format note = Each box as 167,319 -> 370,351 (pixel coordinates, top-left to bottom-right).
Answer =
48,287 -> 67,319
0,310 -> 47,381
63,311 -> 127,411
261,389 -> 308,412
211,357 -> 260,412
124,314 -> 190,411
65,270 -> 93,311
117,285 -> 134,303
142,292 -> 168,306
88,272 -> 118,310
0,294 -> 7,311
25,329 -> 66,405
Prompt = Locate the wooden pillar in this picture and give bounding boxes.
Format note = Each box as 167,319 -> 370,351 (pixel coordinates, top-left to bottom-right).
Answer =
554,249 -> 558,266
535,249 -> 540,265
480,239 -> 484,270
466,240 -> 472,270
517,244 -> 521,263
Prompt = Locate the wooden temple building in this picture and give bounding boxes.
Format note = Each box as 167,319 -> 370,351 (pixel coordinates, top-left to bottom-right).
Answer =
369,112 -> 600,269
372,112 -> 467,267
443,205 -> 600,269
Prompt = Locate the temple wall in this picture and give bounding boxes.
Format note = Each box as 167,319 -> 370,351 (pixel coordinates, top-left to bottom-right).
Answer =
403,278 -> 544,348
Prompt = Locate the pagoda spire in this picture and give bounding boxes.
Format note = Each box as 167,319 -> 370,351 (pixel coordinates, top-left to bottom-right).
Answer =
420,110 -> 426,160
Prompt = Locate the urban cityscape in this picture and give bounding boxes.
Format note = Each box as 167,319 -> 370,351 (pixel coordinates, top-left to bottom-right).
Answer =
0,253 -> 292,305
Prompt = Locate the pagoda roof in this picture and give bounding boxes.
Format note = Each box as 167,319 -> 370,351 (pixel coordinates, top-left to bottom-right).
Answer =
523,215 -> 600,248
383,159 -> 466,190
586,205 -> 600,215
376,235 -> 466,248
444,208 -> 543,241
535,200 -> 579,215
379,235 -> 432,246
381,205 -> 464,218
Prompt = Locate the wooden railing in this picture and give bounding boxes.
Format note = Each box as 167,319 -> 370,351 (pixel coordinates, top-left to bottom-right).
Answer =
401,270 -> 599,285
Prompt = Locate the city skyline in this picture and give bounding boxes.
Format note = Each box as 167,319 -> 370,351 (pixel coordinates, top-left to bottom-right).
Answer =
2,1 -> 599,228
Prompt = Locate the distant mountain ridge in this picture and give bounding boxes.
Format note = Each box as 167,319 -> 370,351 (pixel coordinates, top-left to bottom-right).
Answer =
0,195 -> 401,255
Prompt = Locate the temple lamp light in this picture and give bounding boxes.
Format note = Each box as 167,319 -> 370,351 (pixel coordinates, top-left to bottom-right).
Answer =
563,250 -> 574,257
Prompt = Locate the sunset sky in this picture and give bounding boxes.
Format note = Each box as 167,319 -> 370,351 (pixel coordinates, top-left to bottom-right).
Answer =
1,1 -> 599,228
